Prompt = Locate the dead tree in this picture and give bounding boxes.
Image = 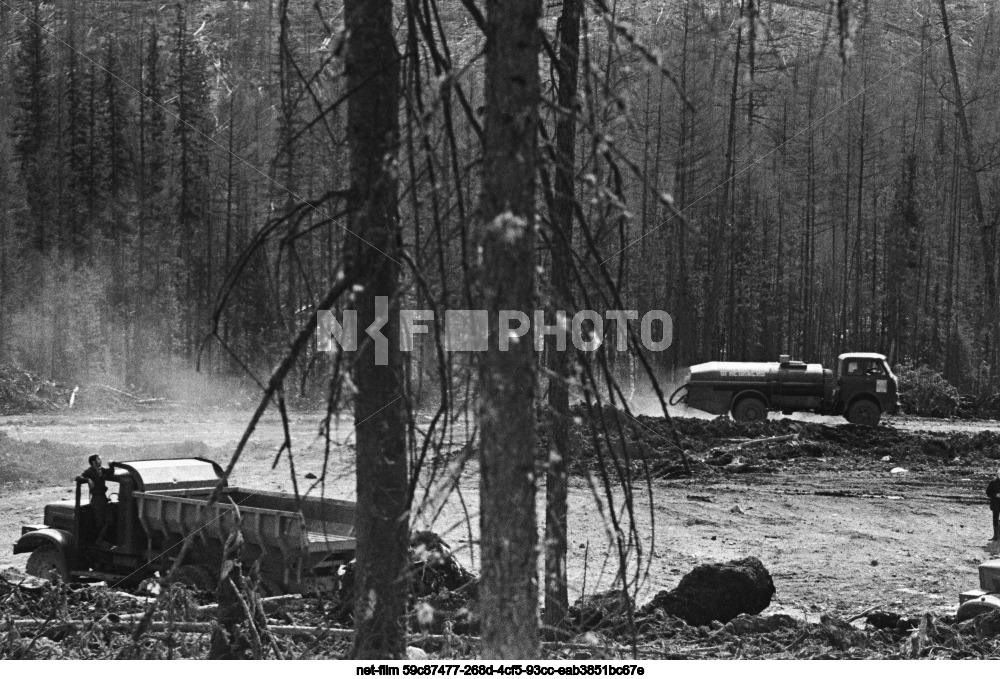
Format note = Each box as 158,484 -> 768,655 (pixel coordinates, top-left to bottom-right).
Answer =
477,0 -> 543,659
544,0 -> 582,629
345,0 -> 409,660
938,0 -> 997,375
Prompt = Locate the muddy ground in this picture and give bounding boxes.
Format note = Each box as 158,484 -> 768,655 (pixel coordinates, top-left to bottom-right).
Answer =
3,407 -> 1000,658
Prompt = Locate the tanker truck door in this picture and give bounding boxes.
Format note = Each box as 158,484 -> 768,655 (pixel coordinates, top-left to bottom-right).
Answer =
840,358 -> 886,405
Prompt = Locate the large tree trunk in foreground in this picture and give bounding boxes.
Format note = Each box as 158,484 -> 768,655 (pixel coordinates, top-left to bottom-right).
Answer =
544,0 -> 582,629
345,0 -> 408,660
477,0 -> 543,659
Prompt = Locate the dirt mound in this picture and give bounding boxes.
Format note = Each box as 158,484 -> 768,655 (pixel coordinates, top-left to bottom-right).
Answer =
561,405 -> 1000,480
0,434 -> 216,487
0,433 -> 90,485
640,557 -> 776,626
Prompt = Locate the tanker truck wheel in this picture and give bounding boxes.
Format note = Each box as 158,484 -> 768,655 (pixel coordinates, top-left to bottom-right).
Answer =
732,396 -> 767,422
846,399 -> 881,426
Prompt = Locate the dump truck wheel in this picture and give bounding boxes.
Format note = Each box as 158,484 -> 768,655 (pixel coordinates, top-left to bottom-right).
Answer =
846,399 -> 880,426
170,564 -> 217,593
26,545 -> 69,582
732,396 -> 767,422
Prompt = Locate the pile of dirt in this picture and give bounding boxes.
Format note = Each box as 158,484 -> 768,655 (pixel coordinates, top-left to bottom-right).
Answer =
567,558 -> 776,634
0,433 -> 90,486
640,556 -> 775,626
560,405 -> 1000,481
0,434 -> 216,487
0,363 -> 73,416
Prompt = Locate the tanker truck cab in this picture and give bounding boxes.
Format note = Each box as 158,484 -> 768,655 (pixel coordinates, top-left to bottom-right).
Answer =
835,352 -> 899,425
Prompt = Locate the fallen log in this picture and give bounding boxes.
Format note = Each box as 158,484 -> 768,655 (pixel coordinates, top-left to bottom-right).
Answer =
96,590 -> 158,605
194,593 -> 301,617
148,621 -> 354,638
90,384 -> 141,400
709,434 -> 798,454
735,434 -> 798,448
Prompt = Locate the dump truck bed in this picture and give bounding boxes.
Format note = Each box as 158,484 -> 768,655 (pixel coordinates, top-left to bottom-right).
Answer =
135,487 -> 356,558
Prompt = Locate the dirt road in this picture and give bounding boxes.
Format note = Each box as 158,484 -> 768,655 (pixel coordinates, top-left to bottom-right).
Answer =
1,409 -> 997,619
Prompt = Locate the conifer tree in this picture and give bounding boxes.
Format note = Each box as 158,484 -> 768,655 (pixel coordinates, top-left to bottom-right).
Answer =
11,0 -> 52,252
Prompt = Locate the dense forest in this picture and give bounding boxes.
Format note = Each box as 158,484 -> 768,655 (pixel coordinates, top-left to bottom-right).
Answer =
0,0 -> 997,394
0,0 -> 998,660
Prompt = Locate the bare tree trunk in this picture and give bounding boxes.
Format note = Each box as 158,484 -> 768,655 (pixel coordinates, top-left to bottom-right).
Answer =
675,0 -> 693,366
544,0 -> 581,629
0,203 -> 5,363
840,93 -> 852,356
945,129 -> 960,379
478,0 -> 542,659
345,0 -> 408,660
939,0 -> 996,375
871,193 -> 879,348
853,68 -> 867,344
720,0 -> 744,357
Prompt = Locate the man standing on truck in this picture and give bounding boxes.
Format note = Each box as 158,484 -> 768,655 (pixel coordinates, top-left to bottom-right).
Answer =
80,454 -> 113,547
987,470 -> 1000,541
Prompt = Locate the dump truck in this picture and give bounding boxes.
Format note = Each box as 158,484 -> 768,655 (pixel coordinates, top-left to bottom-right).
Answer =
957,560 -> 1000,621
13,458 -> 356,593
670,352 -> 899,425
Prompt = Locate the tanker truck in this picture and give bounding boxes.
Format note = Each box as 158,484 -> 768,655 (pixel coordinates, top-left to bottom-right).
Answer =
670,352 -> 899,425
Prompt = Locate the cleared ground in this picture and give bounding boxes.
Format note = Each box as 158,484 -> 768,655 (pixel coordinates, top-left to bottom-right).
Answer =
1,408 -> 997,621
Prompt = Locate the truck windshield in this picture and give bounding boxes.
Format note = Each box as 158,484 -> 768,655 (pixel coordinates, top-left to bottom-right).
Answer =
844,359 -> 886,376
863,360 -> 886,376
